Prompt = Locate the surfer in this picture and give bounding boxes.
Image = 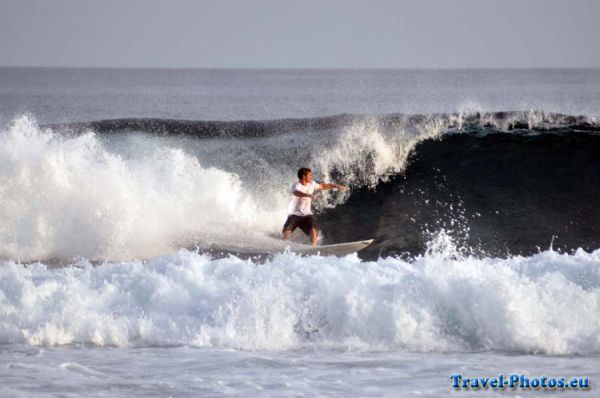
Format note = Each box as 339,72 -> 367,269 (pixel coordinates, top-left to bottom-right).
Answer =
282,167 -> 347,246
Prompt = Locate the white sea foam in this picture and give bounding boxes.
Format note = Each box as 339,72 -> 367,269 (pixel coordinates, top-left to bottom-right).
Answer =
1,235 -> 599,354
0,116 -> 285,261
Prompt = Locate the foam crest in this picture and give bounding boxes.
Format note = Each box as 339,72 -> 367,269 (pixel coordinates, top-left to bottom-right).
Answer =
309,115 -> 453,212
0,116 -> 283,261
1,242 -> 599,354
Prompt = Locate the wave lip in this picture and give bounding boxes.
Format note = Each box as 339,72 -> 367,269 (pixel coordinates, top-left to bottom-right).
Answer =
1,242 -> 599,355
45,110 -> 600,138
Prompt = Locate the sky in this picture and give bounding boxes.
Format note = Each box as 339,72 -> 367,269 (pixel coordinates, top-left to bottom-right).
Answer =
1,0 -> 599,69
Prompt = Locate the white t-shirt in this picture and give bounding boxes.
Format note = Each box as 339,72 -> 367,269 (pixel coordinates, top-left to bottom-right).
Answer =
288,181 -> 322,216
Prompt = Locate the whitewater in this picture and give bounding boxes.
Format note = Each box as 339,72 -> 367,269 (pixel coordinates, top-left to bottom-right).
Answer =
3,240 -> 600,354
1,67 -> 600,397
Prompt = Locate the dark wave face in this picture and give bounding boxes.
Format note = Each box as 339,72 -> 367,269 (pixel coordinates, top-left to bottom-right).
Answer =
318,130 -> 600,259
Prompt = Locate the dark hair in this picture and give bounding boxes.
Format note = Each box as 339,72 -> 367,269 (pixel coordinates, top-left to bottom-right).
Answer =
297,167 -> 312,180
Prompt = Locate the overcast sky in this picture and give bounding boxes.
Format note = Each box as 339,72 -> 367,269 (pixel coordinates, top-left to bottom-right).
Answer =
1,0 -> 599,69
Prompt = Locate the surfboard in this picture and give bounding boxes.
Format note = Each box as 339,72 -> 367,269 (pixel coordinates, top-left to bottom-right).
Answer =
291,239 -> 374,256
179,234 -> 374,258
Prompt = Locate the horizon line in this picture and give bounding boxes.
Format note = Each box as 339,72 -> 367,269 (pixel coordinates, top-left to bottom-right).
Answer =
2,65 -> 600,72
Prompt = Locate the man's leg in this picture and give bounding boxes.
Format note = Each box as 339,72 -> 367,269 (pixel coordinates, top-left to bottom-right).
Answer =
310,227 -> 318,247
301,215 -> 318,246
283,230 -> 292,240
282,215 -> 296,240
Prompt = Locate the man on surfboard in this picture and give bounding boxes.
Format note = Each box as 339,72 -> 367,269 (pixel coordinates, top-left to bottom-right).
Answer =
282,167 -> 347,246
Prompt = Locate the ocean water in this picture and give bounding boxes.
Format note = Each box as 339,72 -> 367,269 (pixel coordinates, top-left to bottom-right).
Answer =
1,67 -> 600,396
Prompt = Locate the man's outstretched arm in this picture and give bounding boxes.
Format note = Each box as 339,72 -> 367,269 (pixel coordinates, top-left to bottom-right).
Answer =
293,184 -> 347,198
319,183 -> 348,191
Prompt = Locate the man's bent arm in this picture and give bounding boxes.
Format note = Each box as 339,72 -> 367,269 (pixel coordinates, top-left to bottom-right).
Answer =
294,191 -> 313,198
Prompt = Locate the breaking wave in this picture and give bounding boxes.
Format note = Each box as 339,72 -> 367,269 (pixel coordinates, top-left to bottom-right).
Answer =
1,110 -> 600,260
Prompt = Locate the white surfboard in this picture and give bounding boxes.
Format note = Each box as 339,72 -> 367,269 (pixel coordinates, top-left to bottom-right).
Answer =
179,234 -> 374,258
291,239 -> 374,256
